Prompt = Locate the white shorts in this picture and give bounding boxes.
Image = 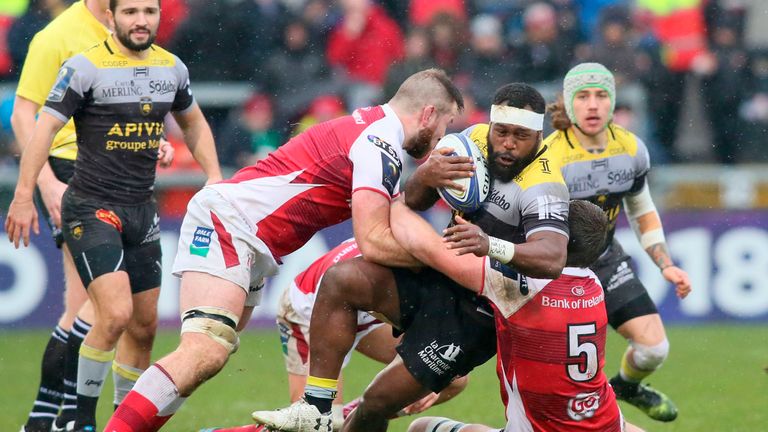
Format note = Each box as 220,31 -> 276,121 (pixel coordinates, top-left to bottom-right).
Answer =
172,188 -> 279,307
277,285 -> 384,375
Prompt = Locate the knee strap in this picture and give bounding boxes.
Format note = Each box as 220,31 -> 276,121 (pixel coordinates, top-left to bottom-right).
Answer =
181,307 -> 240,354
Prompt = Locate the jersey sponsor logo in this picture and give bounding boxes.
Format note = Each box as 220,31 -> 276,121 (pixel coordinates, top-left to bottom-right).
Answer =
381,153 -> 400,196
102,60 -> 129,67
606,168 -> 635,186
568,174 -> 599,194
368,135 -> 402,168
48,66 -> 75,102
190,226 -> 214,257
352,109 -> 366,124
487,189 -> 511,210
148,80 -> 177,95
140,97 -> 153,116
101,83 -> 143,98
541,291 -> 603,309
332,243 -> 359,264
95,209 -> 123,232
571,286 -> 585,296
606,261 -> 635,291
133,66 -> 149,77
567,391 -> 600,421
418,340 -> 460,375
437,343 -> 462,362
141,213 -> 161,244
108,121 -> 165,137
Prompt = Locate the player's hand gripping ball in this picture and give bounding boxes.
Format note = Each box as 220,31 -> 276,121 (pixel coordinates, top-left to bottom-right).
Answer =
435,133 -> 490,213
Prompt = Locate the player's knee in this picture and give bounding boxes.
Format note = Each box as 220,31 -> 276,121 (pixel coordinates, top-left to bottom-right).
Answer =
100,303 -> 133,337
356,391 -> 402,420
631,338 -> 669,371
180,306 -> 240,358
408,417 -> 466,432
126,316 -> 158,348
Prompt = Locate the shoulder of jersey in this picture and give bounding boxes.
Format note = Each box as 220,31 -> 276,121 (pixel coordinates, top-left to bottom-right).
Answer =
515,145 -> 565,190
542,129 -> 569,160
609,124 -> 640,156
466,123 -> 490,159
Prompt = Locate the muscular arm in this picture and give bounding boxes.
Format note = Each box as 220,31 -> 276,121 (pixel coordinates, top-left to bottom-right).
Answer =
172,104 -> 222,184
11,96 -> 68,224
351,190 -> 421,267
6,112 -> 65,247
507,230 -> 567,279
390,200 -> 484,290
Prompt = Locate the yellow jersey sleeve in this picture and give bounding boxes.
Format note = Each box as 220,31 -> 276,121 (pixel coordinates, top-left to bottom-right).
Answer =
16,32 -> 68,106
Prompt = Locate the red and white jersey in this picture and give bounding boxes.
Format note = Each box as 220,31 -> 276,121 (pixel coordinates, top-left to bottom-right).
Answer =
481,264 -> 622,432
210,104 -> 405,259
288,239 -> 379,330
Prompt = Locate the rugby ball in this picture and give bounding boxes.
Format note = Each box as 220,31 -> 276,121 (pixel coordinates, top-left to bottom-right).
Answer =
435,133 -> 490,213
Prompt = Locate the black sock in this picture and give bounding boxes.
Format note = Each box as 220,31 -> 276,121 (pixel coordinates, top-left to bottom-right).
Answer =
610,374 -> 639,397
56,317 -> 91,428
74,395 -> 99,428
24,326 -> 68,432
305,394 -> 333,415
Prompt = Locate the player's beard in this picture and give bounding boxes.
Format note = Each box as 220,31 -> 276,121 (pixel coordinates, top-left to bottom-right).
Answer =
487,133 -> 538,183
404,127 -> 434,159
115,24 -> 157,52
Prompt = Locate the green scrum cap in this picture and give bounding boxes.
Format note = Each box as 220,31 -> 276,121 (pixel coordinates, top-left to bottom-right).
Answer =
563,63 -> 615,125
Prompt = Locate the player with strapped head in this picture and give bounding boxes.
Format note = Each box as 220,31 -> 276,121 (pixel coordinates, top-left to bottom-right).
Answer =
391,200 -> 645,432
7,1 -> 173,430
251,83 -> 571,432
546,63 -> 691,422
100,68 -> 463,432
5,1 -> 222,431
201,238 -> 467,432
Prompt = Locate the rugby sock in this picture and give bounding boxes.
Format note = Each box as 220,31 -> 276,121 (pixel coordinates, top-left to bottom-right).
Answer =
23,325 -> 68,432
75,344 -> 115,428
56,317 -> 91,429
304,376 -> 338,414
113,362 -> 145,408
423,417 -> 467,432
105,364 -> 187,432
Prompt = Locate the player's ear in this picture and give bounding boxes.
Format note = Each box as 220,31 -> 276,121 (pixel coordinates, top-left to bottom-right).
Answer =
420,105 -> 437,127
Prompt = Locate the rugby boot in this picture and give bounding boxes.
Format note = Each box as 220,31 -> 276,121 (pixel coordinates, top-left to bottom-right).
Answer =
252,399 -> 332,432
610,375 -> 678,422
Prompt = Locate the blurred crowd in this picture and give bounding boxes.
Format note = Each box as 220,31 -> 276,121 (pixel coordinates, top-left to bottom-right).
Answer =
1,0 -> 767,170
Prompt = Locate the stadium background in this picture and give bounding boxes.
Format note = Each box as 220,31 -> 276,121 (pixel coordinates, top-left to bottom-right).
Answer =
0,0 -> 767,430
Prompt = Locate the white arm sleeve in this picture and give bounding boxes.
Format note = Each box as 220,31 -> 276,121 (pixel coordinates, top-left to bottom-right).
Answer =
623,183 -> 666,249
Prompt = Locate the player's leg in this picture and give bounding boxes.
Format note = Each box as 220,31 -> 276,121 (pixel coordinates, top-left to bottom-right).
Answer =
344,356 -> 433,432
353,324 -> 398,364
595,242 -> 676,422
112,227 -> 164,410
252,259 -> 402,432
408,417 -> 496,432
113,287 -> 160,409
624,420 -> 646,432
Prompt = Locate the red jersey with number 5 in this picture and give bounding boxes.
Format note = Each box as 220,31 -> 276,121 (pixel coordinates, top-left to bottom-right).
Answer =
481,266 -> 622,432
209,105 -> 404,259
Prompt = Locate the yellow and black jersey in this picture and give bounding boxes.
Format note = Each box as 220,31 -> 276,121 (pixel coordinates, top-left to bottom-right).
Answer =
42,39 -> 195,205
16,0 -> 110,160
545,124 -> 651,242
458,124 -> 570,244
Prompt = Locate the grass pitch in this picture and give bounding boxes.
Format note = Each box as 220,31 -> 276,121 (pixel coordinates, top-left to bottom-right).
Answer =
1,325 -> 766,431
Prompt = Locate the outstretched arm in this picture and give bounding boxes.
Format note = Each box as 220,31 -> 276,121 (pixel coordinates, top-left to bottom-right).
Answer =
390,200 -> 484,290
624,184 -> 691,299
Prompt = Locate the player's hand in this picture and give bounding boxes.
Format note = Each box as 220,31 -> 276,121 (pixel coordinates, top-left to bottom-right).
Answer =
402,392 -> 439,415
157,138 -> 175,168
662,266 -> 691,299
5,197 -> 39,248
415,147 -> 475,191
37,177 -> 68,228
443,214 -> 489,257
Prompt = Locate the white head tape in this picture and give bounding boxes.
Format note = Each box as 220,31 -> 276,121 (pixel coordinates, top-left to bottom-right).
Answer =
490,105 -> 544,131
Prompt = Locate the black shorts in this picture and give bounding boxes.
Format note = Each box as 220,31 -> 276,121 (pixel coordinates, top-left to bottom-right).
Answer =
61,187 -> 162,293
33,157 -> 75,248
591,239 -> 659,329
393,267 -> 497,393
